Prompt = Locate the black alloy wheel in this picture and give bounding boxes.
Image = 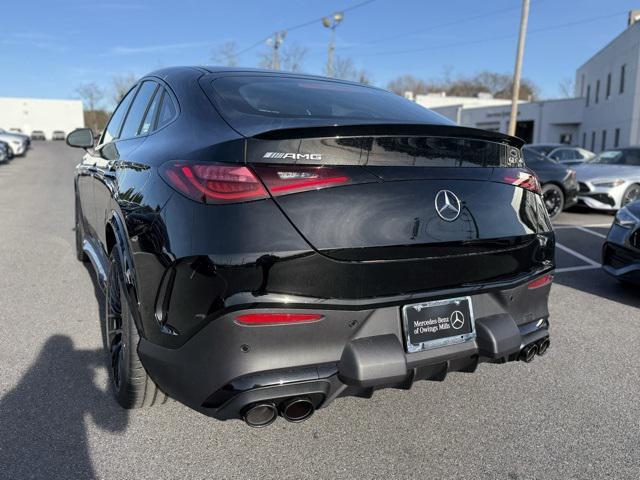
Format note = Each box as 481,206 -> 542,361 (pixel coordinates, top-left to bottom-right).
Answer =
622,184 -> 640,207
542,184 -> 565,219
104,249 -> 167,409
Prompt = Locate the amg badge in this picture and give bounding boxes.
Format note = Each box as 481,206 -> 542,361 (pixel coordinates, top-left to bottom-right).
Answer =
263,152 -> 323,160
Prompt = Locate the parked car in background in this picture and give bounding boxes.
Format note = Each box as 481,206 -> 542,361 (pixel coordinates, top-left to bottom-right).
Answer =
574,147 -> 640,211
525,143 -> 565,156
523,147 -> 578,219
52,130 -> 66,141
66,67 -> 554,427
10,128 -> 23,134
547,146 -> 594,165
525,143 -> 594,166
0,141 -> 9,163
0,128 -> 29,156
31,130 -> 46,141
602,200 -> 640,284
0,140 -> 13,159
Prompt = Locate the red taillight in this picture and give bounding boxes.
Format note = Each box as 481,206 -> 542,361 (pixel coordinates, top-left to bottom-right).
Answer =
502,169 -> 541,195
159,161 -> 268,204
527,274 -> 553,289
235,313 -> 324,325
252,165 -> 350,196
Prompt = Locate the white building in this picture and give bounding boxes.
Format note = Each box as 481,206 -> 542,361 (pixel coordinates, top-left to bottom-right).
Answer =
0,97 -> 84,140
416,12 -> 640,152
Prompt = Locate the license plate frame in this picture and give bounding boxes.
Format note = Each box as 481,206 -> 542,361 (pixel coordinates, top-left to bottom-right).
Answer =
402,296 -> 476,353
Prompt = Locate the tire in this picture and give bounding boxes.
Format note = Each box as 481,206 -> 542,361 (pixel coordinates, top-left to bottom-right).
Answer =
75,199 -> 88,262
542,183 -> 565,220
621,183 -> 640,207
105,247 -> 167,409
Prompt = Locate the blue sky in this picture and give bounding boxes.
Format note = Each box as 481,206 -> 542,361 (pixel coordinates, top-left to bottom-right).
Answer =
0,0 -> 636,106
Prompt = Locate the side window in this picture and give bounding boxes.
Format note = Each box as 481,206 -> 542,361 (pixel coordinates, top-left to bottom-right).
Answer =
139,88 -> 161,136
120,81 -> 158,140
157,90 -> 177,129
102,87 -> 137,144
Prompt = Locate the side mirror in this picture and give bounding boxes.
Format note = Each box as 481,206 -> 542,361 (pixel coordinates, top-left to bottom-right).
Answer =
66,128 -> 95,149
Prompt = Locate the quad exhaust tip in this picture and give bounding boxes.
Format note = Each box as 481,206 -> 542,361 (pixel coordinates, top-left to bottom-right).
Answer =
537,337 -> 550,356
242,402 -> 278,428
519,343 -> 538,363
518,336 -> 550,363
280,397 -> 315,423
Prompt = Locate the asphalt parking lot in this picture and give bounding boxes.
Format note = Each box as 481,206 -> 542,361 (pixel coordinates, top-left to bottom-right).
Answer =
1,142 -> 639,480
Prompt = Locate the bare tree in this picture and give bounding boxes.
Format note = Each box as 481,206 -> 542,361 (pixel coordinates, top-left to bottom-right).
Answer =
259,43 -> 307,72
212,41 -> 238,67
387,75 -> 437,96
558,77 -> 575,98
281,44 -> 307,73
76,83 -> 103,112
386,70 -> 539,100
328,56 -> 371,84
76,83 -> 105,132
357,69 -> 373,86
111,73 -> 137,105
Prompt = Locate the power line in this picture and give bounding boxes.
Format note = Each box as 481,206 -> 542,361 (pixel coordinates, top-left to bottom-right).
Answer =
341,2 -> 529,49
351,10 -> 628,58
236,0 -> 376,57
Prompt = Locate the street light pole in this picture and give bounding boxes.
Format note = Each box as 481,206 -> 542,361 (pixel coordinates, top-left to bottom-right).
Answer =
322,12 -> 344,77
267,31 -> 286,70
508,0 -> 530,137
327,27 -> 335,77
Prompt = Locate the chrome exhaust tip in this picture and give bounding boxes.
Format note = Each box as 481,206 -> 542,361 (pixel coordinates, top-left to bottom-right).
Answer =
242,402 -> 278,428
519,344 -> 538,363
280,397 -> 315,423
537,337 -> 550,356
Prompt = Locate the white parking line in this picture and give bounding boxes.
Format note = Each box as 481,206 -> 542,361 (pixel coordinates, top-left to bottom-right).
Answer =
553,223 -> 612,229
555,265 -> 601,273
575,226 -> 608,239
555,242 -> 601,267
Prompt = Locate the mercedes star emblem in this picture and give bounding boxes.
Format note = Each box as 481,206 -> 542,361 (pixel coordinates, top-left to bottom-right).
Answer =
450,310 -> 465,330
435,190 -> 461,222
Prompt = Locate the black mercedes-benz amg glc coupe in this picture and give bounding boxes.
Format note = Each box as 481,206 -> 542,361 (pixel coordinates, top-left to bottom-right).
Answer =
68,67 -> 554,427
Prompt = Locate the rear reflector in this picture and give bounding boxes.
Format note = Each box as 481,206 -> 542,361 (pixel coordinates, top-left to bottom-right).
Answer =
527,274 -> 553,289
235,313 -> 324,325
159,161 -> 268,204
252,165 -> 350,196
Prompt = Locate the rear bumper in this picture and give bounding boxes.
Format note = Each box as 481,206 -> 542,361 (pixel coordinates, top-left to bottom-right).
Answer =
138,276 -> 552,421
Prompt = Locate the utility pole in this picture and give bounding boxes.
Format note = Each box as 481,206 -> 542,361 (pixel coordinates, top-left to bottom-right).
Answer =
267,31 -> 286,70
322,12 -> 344,77
508,0 -> 530,137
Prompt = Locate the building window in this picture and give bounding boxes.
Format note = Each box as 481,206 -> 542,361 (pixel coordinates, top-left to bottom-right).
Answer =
614,128 -> 620,147
606,73 -> 611,99
595,80 -> 600,103
560,133 -> 572,144
620,64 -> 626,94
582,132 -> 587,148
581,74 -> 585,97
601,130 -> 607,151
586,85 -> 590,106
591,131 -> 596,151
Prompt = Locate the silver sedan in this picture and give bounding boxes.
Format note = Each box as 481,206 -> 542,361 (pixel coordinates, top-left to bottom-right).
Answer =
574,148 -> 640,211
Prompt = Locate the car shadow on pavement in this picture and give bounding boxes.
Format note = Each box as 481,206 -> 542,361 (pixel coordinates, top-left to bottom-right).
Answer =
0,267 -> 129,478
554,269 -> 640,310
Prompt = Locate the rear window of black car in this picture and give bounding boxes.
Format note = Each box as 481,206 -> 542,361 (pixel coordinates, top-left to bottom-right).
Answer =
210,76 -> 449,124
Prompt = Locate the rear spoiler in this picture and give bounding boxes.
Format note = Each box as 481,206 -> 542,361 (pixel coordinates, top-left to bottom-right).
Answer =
252,123 -> 525,149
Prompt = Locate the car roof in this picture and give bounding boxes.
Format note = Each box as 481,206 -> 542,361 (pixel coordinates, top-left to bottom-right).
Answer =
145,65 -> 387,91
527,143 -> 564,147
